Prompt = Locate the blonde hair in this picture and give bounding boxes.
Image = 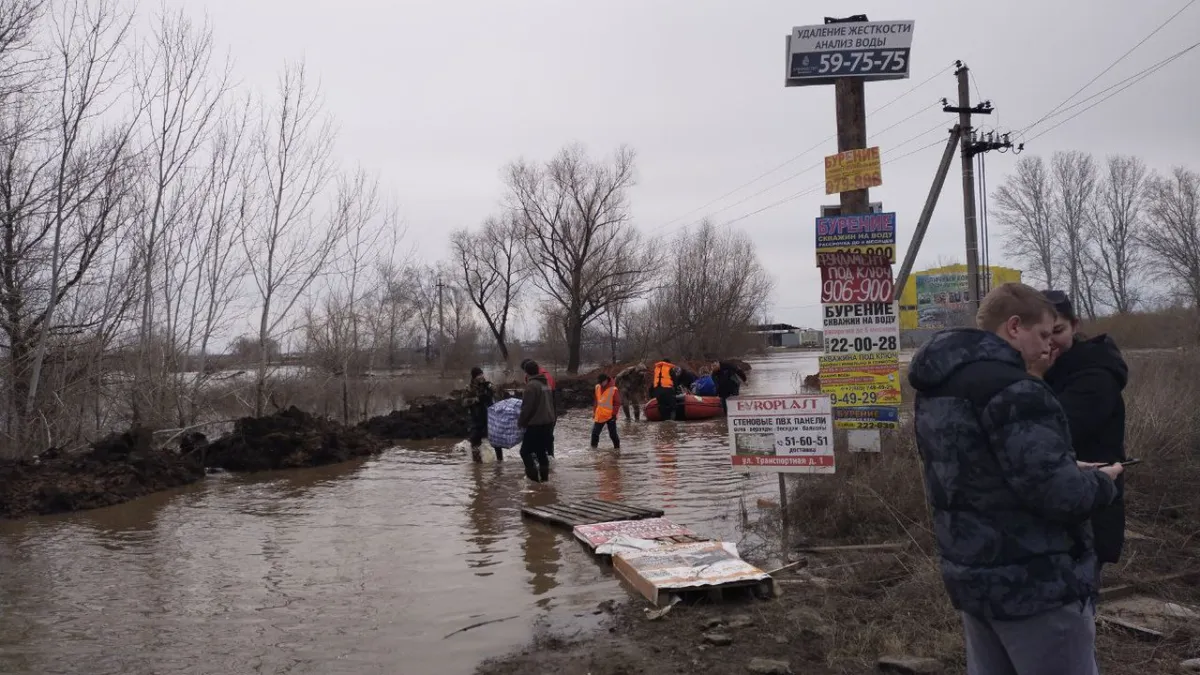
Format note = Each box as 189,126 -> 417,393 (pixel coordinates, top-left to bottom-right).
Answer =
976,282 -> 1055,333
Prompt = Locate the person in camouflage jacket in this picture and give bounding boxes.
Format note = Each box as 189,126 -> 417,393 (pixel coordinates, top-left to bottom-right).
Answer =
908,283 -> 1123,675
462,367 -> 496,462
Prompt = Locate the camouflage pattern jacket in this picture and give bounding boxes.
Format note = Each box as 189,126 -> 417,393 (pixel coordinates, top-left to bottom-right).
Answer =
908,328 -> 1118,620
461,375 -> 496,410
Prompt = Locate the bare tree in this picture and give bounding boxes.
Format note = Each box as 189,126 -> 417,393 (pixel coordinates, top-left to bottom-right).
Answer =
242,61 -> 339,416
994,154 -> 1056,288
1090,155 -> 1146,313
131,6 -> 230,423
1142,167 -> 1200,309
642,220 -> 773,358
407,264 -> 439,364
450,214 -> 526,362
1049,151 -> 1097,310
506,144 -> 658,373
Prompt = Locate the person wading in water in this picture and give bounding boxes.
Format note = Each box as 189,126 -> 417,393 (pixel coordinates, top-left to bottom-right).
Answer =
517,360 -> 556,482
590,373 -> 620,450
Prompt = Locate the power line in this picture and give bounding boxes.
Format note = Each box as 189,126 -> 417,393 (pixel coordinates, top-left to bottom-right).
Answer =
715,132 -> 951,230
1021,0 -> 1196,134
651,102 -> 943,237
1025,39 -> 1200,143
653,61 -> 955,231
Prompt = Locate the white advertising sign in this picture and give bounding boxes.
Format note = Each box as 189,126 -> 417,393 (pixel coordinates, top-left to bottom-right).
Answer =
727,395 -> 834,474
786,20 -> 915,86
821,302 -> 900,355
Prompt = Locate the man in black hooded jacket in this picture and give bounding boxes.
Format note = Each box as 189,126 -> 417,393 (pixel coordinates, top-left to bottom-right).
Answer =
908,282 -> 1122,675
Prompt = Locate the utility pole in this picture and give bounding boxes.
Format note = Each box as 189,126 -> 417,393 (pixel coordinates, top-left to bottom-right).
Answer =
830,14 -> 871,216
942,62 -> 1019,316
835,77 -> 870,215
436,277 -> 446,378
942,62 -> 991,316
894,124 -> 963,297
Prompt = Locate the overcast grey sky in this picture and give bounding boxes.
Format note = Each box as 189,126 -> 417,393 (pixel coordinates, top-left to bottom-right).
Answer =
196,0 -> 1200,333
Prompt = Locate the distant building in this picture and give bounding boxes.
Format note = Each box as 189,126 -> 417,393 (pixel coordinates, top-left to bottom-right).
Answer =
898,264 -> 1023,331
749,323 -> 821,348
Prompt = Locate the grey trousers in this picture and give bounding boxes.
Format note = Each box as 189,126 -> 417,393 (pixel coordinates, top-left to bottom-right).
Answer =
962,599 -> 1099,675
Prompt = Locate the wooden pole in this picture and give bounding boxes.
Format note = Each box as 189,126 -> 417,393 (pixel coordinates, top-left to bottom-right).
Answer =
834,78 -> 869,215
894,124 -> 963,296
778,474 -> 790,559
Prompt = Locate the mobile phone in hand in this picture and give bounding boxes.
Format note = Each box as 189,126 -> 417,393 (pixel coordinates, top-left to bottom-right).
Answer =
1102,458 -> 1140,467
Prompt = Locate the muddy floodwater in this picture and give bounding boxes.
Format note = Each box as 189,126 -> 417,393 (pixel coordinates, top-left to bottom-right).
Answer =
0,352 -> 825,675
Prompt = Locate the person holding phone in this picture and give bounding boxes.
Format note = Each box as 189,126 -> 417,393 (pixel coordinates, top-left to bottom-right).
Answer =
1033,290 -> 1129,584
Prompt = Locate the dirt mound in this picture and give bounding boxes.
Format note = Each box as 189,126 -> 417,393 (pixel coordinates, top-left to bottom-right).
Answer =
205,406 -> 385,472
0,428 -> 205,520
360,394 -> 472,440
585,359 -> 753,381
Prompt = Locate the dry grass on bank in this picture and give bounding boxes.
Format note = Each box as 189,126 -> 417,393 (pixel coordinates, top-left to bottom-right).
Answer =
1083,308 -> 1197,350
779,350 -> 1200,671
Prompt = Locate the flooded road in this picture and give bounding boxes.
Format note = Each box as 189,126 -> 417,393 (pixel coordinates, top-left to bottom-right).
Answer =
0,352 -> 821,675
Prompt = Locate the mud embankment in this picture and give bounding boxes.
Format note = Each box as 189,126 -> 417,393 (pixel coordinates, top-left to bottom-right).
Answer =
0,429 -> 205,520
1,362 -> 751,520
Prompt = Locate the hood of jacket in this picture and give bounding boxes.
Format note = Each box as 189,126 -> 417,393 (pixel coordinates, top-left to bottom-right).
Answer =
1047,334 -> 1128,390
908,328 -> 1026,392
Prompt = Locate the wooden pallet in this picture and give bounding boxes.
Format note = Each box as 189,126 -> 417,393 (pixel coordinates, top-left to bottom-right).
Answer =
521,498 -> 664,529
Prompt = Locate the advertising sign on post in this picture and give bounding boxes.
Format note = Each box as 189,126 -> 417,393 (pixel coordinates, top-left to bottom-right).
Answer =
824,147 -> 882,195
785,20 -> 915,87
821,302 -> 899,354
819,352 -> 902,407
815,212 -> 897,264
820,266 -> 894,304
727,395 -> 834,474
833,405 -> 900,429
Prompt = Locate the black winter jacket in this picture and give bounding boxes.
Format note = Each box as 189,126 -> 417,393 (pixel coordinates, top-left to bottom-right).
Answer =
908,328 -> 1118,619
713,361 -> 747,398
1043,334 -> 1128,564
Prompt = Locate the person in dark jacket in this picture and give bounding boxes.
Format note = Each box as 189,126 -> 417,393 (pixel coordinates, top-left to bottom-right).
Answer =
908,282 -> 1123,675
521,358 -> 560,457
711,360 -> 747,412
462,366 -> 497,462
517,360 -> 556,482
1033,290 -> 1129,582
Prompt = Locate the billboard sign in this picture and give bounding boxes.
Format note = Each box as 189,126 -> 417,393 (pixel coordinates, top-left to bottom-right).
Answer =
818,352 -> 902,407
785,21 -> 915,87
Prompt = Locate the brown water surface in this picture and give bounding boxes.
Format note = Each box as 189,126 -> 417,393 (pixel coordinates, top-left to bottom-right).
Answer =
0,352 -> 821,675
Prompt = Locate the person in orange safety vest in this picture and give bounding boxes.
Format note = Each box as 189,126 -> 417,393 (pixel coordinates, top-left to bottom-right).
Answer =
590,373 -> 621,449
652,358 -> 681,421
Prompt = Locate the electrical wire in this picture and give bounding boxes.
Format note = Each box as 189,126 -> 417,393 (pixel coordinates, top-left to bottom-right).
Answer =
659,101 -> 944,233
653,61 -> 956,232
1021,0 -> 1196,135
715,131 -> 952,230
1025,39 -> 1200,144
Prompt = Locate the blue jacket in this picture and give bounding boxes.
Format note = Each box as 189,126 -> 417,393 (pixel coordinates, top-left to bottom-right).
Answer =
908,328 -> 1117,619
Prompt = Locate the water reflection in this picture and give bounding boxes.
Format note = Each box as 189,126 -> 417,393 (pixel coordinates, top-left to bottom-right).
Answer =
0,351 -> 822,675
521,484 -> 561,601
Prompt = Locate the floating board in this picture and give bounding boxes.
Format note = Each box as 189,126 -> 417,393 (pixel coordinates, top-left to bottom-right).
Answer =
520,498 -> 664,529
612,541 -> 774,606
573,517 -> 708,554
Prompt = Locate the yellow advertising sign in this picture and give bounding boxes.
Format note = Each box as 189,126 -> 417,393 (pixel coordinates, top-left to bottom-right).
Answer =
824,146 -> 882,195
819,352 -> 901,407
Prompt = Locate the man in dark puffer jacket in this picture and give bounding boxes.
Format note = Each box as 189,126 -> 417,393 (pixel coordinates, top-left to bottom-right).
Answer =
908,282 -> 1123,675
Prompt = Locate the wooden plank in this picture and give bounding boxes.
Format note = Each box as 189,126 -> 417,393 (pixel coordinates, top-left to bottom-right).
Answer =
577,498 -> 661,517
521,506 -> 576,528
545,503 -> 618,525
578,498 -> 664,519
557,501 -> 630,522
793,543 -> 907,554
1100,569 -> 1200,603
1097,614 -> 1164,639
574,499 -> 651,518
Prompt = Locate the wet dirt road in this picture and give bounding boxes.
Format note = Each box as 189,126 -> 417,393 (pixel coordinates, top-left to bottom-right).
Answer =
0,352 -> 821,675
